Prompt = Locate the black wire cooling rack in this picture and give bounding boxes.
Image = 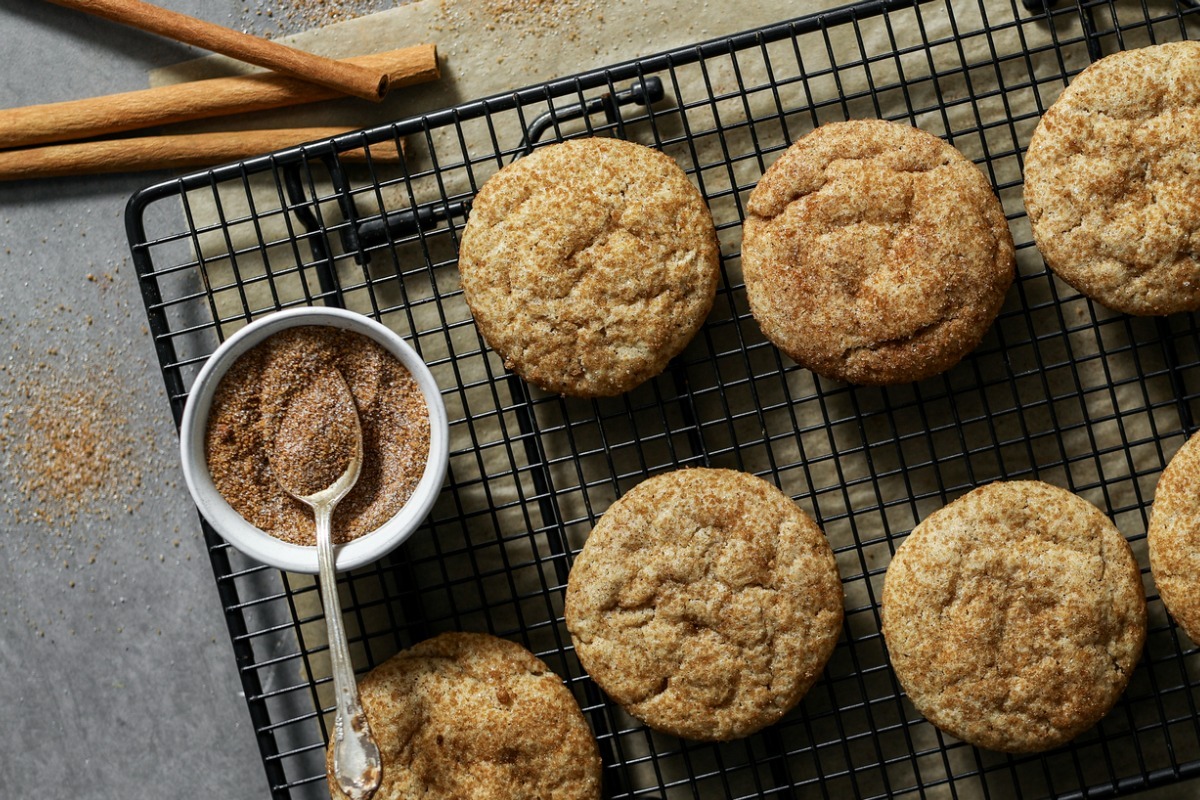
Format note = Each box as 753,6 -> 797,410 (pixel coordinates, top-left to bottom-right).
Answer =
126,0 -> 1200,797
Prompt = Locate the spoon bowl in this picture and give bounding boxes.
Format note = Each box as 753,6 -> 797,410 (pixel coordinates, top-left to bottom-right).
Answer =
270,364 -> 365,512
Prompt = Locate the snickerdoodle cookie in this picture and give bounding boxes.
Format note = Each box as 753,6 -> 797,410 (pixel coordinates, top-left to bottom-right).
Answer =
882,481 -> 1146,753
564,468 -> 843,741
1149,430 -> 1200,642
458,137 -> 720,397
326,632 -> 601,800
1024,41 -> 1200,315
742,119 -> 1014,385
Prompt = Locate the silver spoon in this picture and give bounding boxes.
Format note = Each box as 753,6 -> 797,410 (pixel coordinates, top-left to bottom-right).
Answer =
270,368 -> 381,800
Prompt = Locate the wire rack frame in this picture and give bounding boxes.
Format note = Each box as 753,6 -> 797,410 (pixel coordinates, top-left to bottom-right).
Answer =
125,0 -> 1200,798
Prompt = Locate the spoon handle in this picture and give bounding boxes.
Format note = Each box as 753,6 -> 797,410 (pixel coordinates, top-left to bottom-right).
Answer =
315,505 -> 382,800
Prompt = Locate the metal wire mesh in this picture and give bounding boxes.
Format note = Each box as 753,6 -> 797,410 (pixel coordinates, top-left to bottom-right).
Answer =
126,0 -> 1200,797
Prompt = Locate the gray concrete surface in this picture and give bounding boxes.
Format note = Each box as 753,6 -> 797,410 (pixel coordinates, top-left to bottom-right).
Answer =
0,3 -> 273,797
1,1 -> 1198,799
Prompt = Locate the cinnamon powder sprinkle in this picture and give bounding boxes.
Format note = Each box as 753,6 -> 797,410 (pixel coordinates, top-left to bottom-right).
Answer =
434,0 -> 604,45
1,357 -> 145,527
239,0 -> 393,37
205,326 -> 430,547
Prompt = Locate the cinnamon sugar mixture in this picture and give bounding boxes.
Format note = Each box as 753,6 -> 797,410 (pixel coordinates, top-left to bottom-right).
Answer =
205,326 -> 429,547
271,366 -> 360,498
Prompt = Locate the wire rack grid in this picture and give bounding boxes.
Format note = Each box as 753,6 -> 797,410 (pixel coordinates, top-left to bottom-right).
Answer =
126,0 -> 1200,797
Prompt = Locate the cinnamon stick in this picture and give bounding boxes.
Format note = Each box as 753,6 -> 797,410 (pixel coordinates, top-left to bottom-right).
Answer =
0,45 -> 439,150
0,129 -> 403,181
45,0 -> 388,101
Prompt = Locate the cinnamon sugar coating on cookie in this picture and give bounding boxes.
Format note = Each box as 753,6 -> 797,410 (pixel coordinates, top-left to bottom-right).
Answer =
326,632 -> 601,800
742,119 -> 1014,385
565,468 -> 843,741
882,481 -> 1145,753
1149,431 -> 1200,641
1024,41 -> 1200,316
458,137 -> 720,397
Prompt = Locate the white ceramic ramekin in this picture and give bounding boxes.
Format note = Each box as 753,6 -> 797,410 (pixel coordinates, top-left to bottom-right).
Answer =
179,307 -> 449,574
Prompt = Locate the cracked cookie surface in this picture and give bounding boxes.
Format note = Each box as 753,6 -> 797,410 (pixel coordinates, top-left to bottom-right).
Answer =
1149,430 -> 1200,642
564,468 -> 843,741
458,137 -> 720,397
741,119 -> 1014,385
1024,41 -> 1200,316
326,632 -> 601,800
881,481 -> 1146,753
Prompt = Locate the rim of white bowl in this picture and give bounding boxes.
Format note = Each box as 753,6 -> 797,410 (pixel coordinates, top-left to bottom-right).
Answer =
179,307 -> 449,574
